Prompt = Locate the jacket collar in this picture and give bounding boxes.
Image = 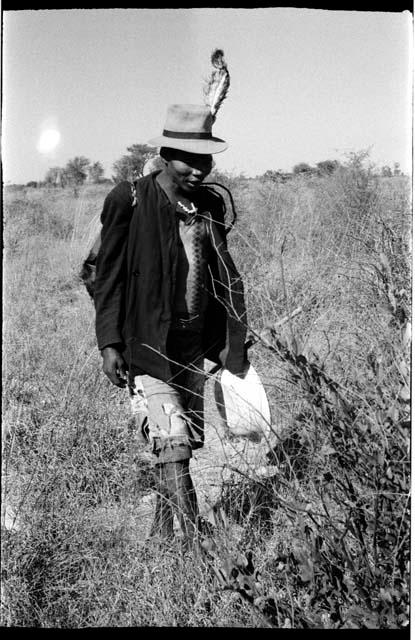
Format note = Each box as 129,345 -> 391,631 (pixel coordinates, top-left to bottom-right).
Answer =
151,171 -> 175,210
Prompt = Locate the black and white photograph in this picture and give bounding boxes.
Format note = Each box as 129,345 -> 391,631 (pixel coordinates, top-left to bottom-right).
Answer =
1,6 -> 412,630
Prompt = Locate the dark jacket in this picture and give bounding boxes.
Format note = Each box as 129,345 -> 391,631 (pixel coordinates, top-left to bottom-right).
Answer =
94,172 -> 247,382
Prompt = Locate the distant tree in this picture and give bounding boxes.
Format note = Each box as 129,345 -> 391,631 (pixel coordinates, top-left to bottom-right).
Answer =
26,181 -> 38,188
343,149 -> 374,174
393,162 -> 402,177
262,169 -> 283,183
112,144 -> 158,183
259,169 -> 293,184
381,165 -> 393,178
64,156 -> 91,186
293,162 -> 314,175
316,159 -> 339,176
88,161 -> 105,183
45,166 -> 65,186
5,184 -> 25,192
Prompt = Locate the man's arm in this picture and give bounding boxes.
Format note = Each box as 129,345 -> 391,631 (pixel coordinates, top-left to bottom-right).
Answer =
94,181 -> 134,386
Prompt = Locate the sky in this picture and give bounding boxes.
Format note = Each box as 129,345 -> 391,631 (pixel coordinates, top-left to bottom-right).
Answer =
2,7 -> 413,184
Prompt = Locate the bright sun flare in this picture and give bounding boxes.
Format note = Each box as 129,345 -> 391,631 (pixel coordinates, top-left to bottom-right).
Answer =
37,129 -> 61,154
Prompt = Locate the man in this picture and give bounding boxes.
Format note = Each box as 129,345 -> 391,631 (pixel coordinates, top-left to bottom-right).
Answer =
94,104 -> 248,546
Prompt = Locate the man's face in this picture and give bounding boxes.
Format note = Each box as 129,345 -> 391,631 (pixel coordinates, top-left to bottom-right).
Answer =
165,150 -> 213,195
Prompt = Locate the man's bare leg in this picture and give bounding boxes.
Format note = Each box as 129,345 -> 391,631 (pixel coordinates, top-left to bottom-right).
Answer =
161,460 -> 199,545
149,466 -> 175,540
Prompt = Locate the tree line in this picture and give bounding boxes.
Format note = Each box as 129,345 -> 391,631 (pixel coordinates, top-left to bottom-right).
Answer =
260,158 -> 404,183
32,146 -> 405,190
42,157 -> 105,188
36,144 -> 158,188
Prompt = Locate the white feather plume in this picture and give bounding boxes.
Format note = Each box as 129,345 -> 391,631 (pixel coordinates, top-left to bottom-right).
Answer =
203,49 -> 230,122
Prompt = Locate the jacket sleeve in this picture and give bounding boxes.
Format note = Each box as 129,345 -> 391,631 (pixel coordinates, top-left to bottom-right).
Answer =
94,181 -> 133,351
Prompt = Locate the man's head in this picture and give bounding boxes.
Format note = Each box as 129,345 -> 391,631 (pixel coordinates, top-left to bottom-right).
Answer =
159,147 -> 213,195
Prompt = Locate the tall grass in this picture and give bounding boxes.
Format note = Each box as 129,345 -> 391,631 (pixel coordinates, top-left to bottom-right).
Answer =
1,161 -> 411,628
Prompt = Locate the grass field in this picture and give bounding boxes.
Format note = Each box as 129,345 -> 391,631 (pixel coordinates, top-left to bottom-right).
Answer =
1,156 -> 411,628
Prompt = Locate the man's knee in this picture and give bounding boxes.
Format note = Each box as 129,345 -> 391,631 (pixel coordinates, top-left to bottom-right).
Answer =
128,374 -> 204,464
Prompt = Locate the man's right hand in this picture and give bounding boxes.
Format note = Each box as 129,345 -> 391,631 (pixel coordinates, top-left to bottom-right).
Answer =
101,346 -> 128,388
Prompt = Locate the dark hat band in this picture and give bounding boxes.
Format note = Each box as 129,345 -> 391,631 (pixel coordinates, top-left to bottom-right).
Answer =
162,129 -> 212,140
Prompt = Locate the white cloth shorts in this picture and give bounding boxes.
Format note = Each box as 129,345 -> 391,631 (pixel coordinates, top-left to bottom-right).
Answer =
128,356 -> 205,464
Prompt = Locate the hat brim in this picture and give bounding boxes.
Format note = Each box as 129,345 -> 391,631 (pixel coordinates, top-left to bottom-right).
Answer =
147,135 -> 228,154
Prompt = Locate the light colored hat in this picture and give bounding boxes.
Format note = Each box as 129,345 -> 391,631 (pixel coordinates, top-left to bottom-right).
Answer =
148,104 -> 228,155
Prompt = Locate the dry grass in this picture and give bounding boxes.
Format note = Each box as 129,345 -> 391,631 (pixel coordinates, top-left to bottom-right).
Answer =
1,161 -> 411,628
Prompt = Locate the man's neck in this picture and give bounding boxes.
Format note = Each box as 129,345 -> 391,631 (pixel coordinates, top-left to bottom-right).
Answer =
156,170 -> 194,208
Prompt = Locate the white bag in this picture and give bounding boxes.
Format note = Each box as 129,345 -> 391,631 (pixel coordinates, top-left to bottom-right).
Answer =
214,364 -> 271,441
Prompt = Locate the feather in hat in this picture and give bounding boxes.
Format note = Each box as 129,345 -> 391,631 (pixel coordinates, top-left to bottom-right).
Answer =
203,48 -> 230,122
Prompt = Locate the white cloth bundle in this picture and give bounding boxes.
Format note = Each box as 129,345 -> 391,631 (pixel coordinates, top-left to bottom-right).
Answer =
215,364 -> 271,441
